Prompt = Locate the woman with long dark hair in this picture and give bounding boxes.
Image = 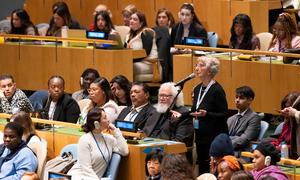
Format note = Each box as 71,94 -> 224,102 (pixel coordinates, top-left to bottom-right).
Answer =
110,75 -> 132,106
9,9 -> 38,35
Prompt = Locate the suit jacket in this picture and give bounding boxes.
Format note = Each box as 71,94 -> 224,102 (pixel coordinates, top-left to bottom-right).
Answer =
227,108 -> 261,150
43,93 -> 80,123
116,103 -> 155,131
143,106 -> 194,147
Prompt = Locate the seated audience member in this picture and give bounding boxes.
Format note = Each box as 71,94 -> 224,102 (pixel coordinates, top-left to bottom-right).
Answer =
251,141 -> 288,180
110,75 -> 132,106
0,122 -> 38,179
155,8 -> 175,34
143,82 -> 193,162
125,11 -> 158,81
229,14 -> 260,50
231,170 -> 254,180
209,133 -> 234,176
217,155 -> 242,180
271,92 -> 300,157
117,82 -> 154,130
160,154 -> 194,180
269,13 -> 300,52
227,86 -> 261,151
170,3 -> 208,54
21,172 -> 40,180
122,4 -> 137,26
72,68 -> 100,102
9,9 -> 38,35
88,4 -> 112,31
68,107 -> 128,179
145,150 -> 164,180
80,77 -> 120,124
42,75 -> 80,123
46,2 -> 81,37
0,74 -> 33,114
93,10 -> 123,48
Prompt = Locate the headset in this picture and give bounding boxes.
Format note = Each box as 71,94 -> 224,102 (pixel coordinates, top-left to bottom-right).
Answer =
264,156 -> 271,166
80,77 -> 83,86
94,121 -> 101,130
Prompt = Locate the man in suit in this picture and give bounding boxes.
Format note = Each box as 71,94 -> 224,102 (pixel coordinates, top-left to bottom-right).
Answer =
42,75 -> 80,123
143,82 -> 193,163
117,82 -> 154,131
227,86 -> 261,151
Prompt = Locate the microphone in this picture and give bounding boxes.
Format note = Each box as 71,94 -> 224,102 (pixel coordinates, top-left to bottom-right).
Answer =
175,73 -> 196,87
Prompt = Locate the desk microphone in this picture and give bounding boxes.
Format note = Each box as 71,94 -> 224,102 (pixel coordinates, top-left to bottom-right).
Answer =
175,73 -> 196,87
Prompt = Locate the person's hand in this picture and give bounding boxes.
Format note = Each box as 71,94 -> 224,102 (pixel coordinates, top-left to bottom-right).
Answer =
108,123 -> 116,132
281,107 -> 297,118
190,109 -> 207,117
170,110 -> 182,120
297,157 -> 300,161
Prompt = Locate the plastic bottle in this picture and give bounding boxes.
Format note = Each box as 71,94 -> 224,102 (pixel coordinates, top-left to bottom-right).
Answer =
281,141 -> 289,158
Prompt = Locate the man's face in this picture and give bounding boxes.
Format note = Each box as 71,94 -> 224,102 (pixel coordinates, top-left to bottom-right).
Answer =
158,86 -> 173,106
235,94 -> 252,112
0,78 -> 16,98
130,85 -> 149,107
48,78 -> 64,102
3,128 -> 21,150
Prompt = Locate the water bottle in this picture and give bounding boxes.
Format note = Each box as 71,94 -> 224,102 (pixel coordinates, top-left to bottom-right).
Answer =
281,141 -> 289,158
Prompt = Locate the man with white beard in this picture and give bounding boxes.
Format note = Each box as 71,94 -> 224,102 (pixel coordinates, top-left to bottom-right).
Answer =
143,82 -> 194,163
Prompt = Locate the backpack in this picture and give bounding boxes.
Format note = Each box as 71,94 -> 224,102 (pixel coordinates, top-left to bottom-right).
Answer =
43,152 -> 76,180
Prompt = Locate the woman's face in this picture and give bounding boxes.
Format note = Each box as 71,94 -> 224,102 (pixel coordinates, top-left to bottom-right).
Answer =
273,22 -> 286,41
234,23 -> 245,37
179,8 -> 193,25
53,13 -> 65,28
130,13 -> 142,31
82,73 -> 97,90
157,12 -> 169,27
111,82 -> 126,102
252,150 -> 266,171
195,60 -> 211,79
96,14 -> 106,30
217,161 -> 234,180
123,11 -> 131,26
89,83 -> 105,105
99,110 -> 109,129
12,13 -> 21,28
147,159 -> 161,177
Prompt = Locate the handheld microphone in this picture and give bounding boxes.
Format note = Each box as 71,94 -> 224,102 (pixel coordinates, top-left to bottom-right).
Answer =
175,73 -> 196,87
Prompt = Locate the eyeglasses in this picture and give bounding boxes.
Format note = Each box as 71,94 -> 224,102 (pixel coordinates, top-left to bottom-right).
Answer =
159,94 -> 173,99
272,28 -> 285,34
88,87 -> 100,93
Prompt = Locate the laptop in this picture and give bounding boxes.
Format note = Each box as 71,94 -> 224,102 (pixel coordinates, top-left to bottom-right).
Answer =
63,29 -> 88,48
115,120 -> 136,132
48,171 -> 71,180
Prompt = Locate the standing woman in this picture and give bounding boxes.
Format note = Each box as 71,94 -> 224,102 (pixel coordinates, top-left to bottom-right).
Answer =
68,107 -> 128,179
125,11 -> 158,81
9,9 -> 38,35
229,13 -> 260,50
269,12 -> 300,52
171,3 -> 208,53
191,56 -> 228,174
110,75 -> 132,106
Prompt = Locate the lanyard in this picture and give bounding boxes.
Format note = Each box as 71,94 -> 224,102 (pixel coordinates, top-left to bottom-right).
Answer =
91,132 -> 110,165
196,80 -> 215,109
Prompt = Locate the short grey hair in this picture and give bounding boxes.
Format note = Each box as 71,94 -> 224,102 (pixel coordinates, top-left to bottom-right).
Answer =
159,82 -> 184,107
197,56 -> 220,77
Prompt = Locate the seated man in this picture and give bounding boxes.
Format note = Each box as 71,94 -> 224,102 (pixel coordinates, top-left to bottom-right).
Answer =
0,122 -> 38,179
143,82 -> 193,162
0,74 -> 33,114
42,75 -> 80,123
117,82 -> 155,131
227,86 -> 261,151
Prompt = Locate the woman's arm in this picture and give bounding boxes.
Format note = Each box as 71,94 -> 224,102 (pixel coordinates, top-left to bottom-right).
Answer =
111,127 -> 129,156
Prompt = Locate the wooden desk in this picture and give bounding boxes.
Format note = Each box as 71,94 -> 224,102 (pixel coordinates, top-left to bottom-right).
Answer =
0,43 -> 145,93
0,114 -> 186,180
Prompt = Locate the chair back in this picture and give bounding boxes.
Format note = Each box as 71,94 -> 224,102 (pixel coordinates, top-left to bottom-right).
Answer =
207,32 -> 218,47
60,144 -> 78,160
256,32 -> 273,51
29,138 -> 47,178
0,19 -> 10,34
29,90 -> 48,111
103,152 -> 122,180
36,23 -> 49,36
258,121 -> 269,140
115,25 -> 130,45
273,121 -> 284,135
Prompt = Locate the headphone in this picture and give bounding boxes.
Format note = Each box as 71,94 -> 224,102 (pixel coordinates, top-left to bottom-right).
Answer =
94,121 -> 101,130
264,156 -> 271,166
80,77 -> 83,86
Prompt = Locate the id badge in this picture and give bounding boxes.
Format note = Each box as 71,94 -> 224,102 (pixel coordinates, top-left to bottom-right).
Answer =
194,119 -> 199,129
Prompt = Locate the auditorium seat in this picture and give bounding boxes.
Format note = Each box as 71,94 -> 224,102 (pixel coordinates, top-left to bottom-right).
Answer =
256,32 -> 273,51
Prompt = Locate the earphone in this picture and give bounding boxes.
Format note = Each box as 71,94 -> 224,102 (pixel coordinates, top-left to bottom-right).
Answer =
94,121 -> 101,130
264,156 -> 271,166
80,77 -> 83,86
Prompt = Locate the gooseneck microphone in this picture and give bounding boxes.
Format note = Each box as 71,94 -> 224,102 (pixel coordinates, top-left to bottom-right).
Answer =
175,73 -> 196,87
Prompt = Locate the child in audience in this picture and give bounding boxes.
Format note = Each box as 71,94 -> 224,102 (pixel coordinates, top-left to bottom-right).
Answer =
231,170 -> 254,180
229,13 -> 260,50
9,9 -> 38,35
145,150 -> 164,180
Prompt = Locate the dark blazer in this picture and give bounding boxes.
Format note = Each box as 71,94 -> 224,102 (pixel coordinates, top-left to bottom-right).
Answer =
143,106 -> 194,147
171,22 -> 208,46
117,103 -> 155,131
191,82 -> 228,143
43,93 -> 80,123
227,108 -> 261,150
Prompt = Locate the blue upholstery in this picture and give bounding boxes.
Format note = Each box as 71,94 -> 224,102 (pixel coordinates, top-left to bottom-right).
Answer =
29,90 -> 48,111
273,122 -> 284,135
207,32 -> 218,47
103,152 -> 122,180
258,121 -> 269,140
60,144 -> 78,160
